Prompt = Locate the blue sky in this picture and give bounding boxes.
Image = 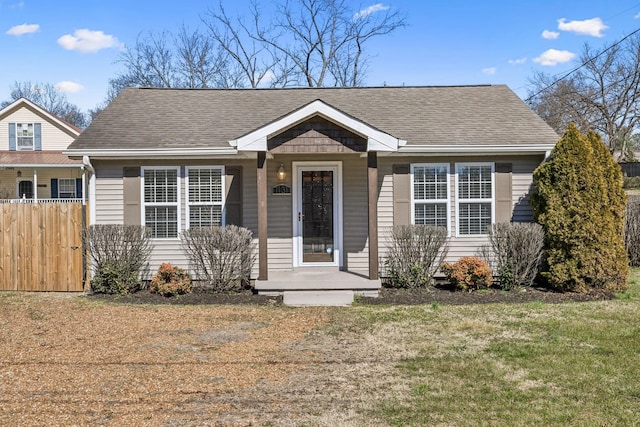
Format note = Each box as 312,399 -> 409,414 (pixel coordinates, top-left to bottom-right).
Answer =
2,0 -> 640,112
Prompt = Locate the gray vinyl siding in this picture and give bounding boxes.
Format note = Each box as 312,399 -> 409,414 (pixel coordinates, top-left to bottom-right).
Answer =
512,157 -> 543,223
94,162 -> 124,224
93,159 -> 258,278
377,155 -> 543,266
92,154 -> 542,279
264,155 -> 370,274
342,157 -> 369,275
266,157 -> 293,271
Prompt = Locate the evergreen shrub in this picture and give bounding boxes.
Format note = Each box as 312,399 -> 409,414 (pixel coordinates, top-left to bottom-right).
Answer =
531,124 -> 628,292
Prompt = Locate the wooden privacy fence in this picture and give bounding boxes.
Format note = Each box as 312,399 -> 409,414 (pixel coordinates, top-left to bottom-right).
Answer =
0,201 -> 85,291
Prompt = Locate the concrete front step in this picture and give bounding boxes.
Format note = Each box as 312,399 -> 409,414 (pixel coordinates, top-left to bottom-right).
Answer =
283,290 -> 354,306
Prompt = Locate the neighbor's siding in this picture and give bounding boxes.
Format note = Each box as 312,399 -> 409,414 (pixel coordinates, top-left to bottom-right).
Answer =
0,108 -> 76,151
0,168 -> 81,199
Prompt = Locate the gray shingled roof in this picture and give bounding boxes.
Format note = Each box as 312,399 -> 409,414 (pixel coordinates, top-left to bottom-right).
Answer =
68,85 -> 559,151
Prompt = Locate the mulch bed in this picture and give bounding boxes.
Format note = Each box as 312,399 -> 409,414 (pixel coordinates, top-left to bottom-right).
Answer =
85,284 -> 616,306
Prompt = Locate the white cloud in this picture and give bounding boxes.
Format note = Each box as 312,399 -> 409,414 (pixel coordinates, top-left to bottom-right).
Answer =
57,29 -> 123,53
481,67 -> 497,75
557,17 -> 608,37
54,81 -> 84,94
354,3 -> 390,20
508,57 -> 527,65
533,49 -> 576,66
542,30 -> 560,40
6,23 -> 39,36
257,70 -> 275,87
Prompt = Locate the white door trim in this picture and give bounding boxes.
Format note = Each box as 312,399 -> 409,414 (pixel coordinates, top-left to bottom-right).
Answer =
292,161 -> 343,268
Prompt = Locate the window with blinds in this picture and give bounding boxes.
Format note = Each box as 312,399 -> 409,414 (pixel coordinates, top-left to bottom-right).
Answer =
186,167 -> 224,228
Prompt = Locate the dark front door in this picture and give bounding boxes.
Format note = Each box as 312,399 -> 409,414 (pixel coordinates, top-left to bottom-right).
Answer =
301,170 -> 334,263
17,180 -> 34,199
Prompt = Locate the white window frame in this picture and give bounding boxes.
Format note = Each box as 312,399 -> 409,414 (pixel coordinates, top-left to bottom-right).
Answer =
58,178 -> 77,198
410,163 -> 450,234
16,123 -> 34,151
185,166 -> 226,229
141,166 -> 181,239
455,162 -> 495,237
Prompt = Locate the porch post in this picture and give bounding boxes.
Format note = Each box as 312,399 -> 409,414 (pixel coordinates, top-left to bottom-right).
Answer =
367,152 -> 379,280
33,168 -> 38,203
257,151 -> 268,280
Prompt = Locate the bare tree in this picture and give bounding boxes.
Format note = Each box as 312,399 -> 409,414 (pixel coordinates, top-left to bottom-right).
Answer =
527,33 -> 640,159
108,0 -> 405,99
1,81 -> 88,128
205,0 -> 406,88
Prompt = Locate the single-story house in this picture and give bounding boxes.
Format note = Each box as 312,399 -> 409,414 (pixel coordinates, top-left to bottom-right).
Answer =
65,85 -> 559,300
0,98 -> 84,201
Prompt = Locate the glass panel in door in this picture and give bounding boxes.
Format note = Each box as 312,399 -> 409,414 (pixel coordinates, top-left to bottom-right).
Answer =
17,180 -> 34,199
302,170 -> 334,263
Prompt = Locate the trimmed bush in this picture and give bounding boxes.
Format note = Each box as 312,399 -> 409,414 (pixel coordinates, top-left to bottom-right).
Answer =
626,196 -> 640,266
383,225 -> 449,288
150,263 -> 192,297
441,257 -> 493,292
84,225 -> 152,294
531,124 -> 629,292
181,225 -> 256,292
479,222 -> 544,290
623,175 -> 640,189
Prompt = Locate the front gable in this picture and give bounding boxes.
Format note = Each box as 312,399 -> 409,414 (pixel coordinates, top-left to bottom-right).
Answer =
230,99 -> 404,153
268,116 -> 367,153
0,98 -> 80,153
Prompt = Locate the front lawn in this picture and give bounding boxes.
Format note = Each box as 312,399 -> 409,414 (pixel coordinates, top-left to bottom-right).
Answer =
0,270 -> 638,425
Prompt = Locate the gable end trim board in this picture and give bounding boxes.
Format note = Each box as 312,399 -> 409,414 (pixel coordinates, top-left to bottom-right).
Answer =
229,99 -> 403,152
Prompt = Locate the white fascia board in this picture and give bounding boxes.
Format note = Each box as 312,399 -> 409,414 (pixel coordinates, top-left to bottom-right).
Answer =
395,144 -> 556,156
231,99 -> 400,152
63,147 -> 240,159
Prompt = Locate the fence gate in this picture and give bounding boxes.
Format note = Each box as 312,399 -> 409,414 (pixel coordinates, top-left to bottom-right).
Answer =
0,202 -> 85,292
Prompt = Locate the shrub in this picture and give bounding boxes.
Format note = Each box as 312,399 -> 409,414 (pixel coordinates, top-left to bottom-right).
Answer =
626,196 -> 640,267
531,124 -> 629,292
479,222 -> 544,290
383,225 -> 449,288
441,257 -> 493,292
181,225 -> 256,292
150,263 -> 192,297
84,225 -> 152,294
623,175 -> 640,189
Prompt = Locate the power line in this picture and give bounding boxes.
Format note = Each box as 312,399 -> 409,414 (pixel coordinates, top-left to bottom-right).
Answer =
525,26 -> 640,104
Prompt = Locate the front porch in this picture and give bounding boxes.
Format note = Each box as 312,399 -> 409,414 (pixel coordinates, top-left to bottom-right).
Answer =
255,267 -> 381,306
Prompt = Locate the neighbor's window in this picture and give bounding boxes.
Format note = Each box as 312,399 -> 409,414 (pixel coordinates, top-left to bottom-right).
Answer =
456,163 -> 493,235
411,163 -> 449,229
143,168 -> 180,238
187,167 -> 224,228
58,178 -> 76,198
17,123 -> 34,150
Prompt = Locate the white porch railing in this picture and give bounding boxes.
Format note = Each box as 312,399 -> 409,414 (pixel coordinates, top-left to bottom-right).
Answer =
0,198 -> 83,204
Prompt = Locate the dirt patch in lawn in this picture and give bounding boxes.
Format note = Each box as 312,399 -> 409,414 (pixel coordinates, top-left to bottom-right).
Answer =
0,285 -> 619,426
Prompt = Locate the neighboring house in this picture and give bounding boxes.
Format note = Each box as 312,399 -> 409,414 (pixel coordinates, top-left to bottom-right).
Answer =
0,98 -> 83,201
65,85 -> 559,298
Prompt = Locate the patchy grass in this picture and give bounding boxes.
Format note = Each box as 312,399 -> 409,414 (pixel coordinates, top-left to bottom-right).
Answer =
0,270 -> 639,425
365,269 -> 640,426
